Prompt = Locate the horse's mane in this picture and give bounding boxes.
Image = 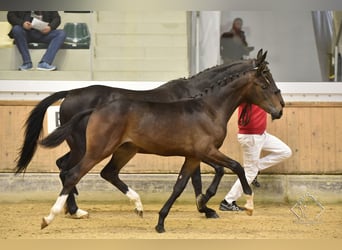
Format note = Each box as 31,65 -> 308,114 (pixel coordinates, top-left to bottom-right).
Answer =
158,59 -> 255,90
189,59 -> 254,80
190,60 -> 260,99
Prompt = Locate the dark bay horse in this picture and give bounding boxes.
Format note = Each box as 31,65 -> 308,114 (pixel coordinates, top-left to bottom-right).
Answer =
33,60 -> 283,233
16,50 -> 269,219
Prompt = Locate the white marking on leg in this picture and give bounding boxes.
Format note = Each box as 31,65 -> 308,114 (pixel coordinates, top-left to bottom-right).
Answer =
126,187 -> 143,212
44,194 -> 68,225
244,193 -> 254,216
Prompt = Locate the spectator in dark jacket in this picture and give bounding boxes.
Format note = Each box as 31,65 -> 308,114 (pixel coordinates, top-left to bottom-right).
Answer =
7,11 -> 66,71
220,17 -> 254,63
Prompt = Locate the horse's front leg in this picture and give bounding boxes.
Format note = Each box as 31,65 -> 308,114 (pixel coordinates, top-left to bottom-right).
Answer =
194,164 -> 224,218
155,158 -> 198,233
190,166 -> 220,218
204,150 -> 254,216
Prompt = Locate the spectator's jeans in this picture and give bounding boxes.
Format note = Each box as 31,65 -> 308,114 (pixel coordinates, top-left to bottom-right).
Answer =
224,132 -> 292,203
11,25 -> 66,65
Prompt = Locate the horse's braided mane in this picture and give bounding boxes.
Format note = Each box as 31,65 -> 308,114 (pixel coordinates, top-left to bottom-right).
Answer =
191,60 -> 261,99
189,60 -> 253,80
160,59 -> 254,87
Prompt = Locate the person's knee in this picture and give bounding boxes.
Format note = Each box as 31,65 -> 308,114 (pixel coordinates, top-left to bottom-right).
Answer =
57,30 -> 66,40
11,25 -> 25,37
282,146 -> 292,159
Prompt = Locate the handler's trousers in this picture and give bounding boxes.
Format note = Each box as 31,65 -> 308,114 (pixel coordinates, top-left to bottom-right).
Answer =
224,132 -> 292,204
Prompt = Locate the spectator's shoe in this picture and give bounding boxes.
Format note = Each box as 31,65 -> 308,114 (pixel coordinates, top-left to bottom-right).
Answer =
37,62 -> 56,71
18,62 -> 33,71
219,200 -> 245,211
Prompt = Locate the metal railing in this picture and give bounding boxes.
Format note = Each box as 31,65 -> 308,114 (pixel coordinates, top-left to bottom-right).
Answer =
334,19 -> 342,81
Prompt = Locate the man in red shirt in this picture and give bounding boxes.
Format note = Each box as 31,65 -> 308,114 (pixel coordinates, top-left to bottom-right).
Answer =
220,104 -> 292,211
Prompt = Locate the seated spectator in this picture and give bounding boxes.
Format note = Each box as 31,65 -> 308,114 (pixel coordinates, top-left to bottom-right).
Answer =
7,11 -> 66,71
220,17 -> 254,63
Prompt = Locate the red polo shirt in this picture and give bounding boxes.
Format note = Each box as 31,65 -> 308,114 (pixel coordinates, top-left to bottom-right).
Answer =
238,104 -> 266,134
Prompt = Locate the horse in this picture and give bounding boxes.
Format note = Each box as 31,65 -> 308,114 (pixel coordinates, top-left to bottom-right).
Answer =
16,50 -> 269,219
32,58 -> 283,233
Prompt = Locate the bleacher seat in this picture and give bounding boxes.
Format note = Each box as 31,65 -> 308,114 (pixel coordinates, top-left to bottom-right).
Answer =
27,22 -> 91,50
28,42 -> 48,49
63,22 -> 90,49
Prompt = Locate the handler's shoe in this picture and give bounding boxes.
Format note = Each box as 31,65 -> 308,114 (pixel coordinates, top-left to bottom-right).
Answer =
252,173 -> 261,187
68,208 -> 89,219
219,200 -> 245,211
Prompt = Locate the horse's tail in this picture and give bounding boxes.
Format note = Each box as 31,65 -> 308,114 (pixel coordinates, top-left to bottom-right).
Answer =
40,109 -> 94,148
15,91 -> 69,174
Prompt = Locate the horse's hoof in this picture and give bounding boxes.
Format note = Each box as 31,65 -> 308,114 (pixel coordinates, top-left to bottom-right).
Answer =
244,193 -> 254,216
41,217 -> 49,230
196,194 -> 206,211
206,211 -> 220,219
68,209 -> 89,219
245,208 -> 253,216
155,225 -> 166,233
134,208 -> 143,218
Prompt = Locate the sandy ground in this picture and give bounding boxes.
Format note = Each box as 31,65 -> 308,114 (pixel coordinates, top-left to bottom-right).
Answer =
0,200 -> 341,239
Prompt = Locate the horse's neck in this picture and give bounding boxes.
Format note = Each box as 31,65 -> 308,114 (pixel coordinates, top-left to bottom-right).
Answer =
205,76 -> 250,123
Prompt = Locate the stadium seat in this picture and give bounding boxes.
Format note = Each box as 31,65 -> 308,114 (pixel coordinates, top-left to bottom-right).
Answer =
63,22 -> 90,49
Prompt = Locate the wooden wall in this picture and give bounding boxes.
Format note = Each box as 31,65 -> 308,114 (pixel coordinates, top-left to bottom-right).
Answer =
0,101 -> 341,174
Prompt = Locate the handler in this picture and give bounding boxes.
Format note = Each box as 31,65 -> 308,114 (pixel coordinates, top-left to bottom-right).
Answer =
219,103 -> 292,211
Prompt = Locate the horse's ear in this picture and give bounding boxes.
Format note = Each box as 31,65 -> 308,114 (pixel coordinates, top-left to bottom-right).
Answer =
255,49 -> 267,66
257,49 -> 263,59
262,50 -> 268,61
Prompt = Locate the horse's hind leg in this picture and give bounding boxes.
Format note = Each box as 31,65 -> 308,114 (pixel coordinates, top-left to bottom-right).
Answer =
41,157 -> 99,229
100,144 -> 143,216
41,193 -> 69,229
155,157 -> 199,233
56,153 -> 79,213
192,165 -> 223,218
57,152 -> 89,219
190,167 -> 219,218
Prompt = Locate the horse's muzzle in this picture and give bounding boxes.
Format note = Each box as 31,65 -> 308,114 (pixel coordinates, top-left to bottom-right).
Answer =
271,109 -> 283,120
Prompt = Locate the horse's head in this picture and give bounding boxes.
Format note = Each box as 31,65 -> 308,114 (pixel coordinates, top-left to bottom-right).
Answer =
245,50 -> 285,120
